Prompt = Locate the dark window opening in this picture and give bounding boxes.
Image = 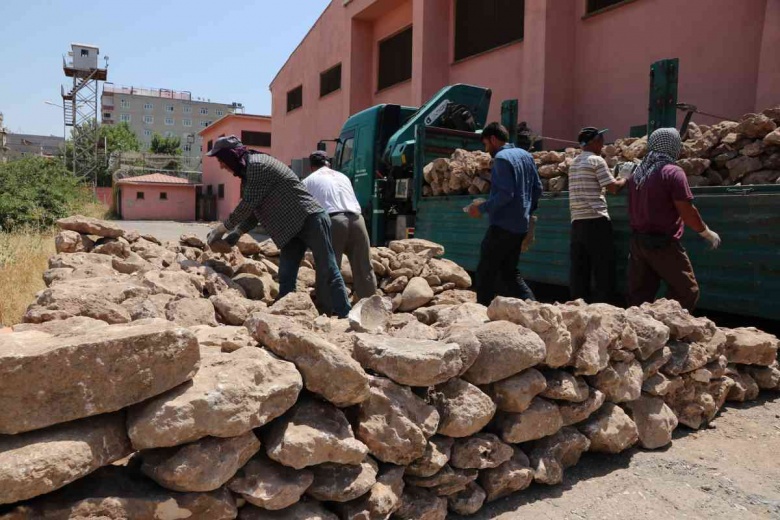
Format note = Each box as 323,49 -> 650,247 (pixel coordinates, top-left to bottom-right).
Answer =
136,191 -> 145,200
378,27 -> 413,91
287,86 -> 303,112
218,184 -> 225,199
206,185 -> 214,196
242,131 -> 272,148
81,49 -> 89,57
587,0 -> 629,13
160,192 -> 168,200
454,0 -> 525,61
320,64 -> 342,97
207,140 -> 213,151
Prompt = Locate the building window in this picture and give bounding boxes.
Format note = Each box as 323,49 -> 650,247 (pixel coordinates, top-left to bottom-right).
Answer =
183,143 -> 192,152
164,131 -> 175,138
143,115 -> 153,124
160,192 -> 168,200
120,114 -> 131,122
165,117 -> 174,126
165,105 -> 174,112
216,110 -> 224,117
144,102 -> 153,110
120,99 -> 130,109
320,63 -> 342,97
144,129 -> 152,137
586,0 -> 630,14
378,27 -> 413,91
103,112 -> 112,119
182,119 -> 192,127
287,85 -> 303,112
183,106 -> 192,114
136,191 -> 145,200
200,107 -> 209,115
206,185 -> 214,196
81,49 -> 89,57
241,131 -> 272,148
207,140 -> 213,151
218,184 -> 225,199
454,0 -> 525,61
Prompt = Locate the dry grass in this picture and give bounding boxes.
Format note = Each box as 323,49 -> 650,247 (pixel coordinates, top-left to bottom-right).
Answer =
0,198 -> 111,327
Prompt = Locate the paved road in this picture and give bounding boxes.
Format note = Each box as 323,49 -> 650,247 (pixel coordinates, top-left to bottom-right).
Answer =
114,221 -> 268,244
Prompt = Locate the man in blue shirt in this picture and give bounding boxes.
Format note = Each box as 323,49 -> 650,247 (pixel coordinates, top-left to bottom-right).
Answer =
467,123 -> 543,305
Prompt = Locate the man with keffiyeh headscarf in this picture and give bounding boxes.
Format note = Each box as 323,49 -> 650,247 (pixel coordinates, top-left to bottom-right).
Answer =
626,128 -> 721,311
205,135 -> 351,318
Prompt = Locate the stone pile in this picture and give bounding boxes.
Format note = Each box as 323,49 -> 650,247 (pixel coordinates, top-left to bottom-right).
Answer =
1,216 -> 779,519
422,149 -> 494,197
424,105 -> 780,195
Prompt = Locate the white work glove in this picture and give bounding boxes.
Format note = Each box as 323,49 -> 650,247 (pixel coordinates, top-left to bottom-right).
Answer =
615,162 -> 637,180
522,216 -> 537,253
207,223 -> 228,245
699,227 -> 721,250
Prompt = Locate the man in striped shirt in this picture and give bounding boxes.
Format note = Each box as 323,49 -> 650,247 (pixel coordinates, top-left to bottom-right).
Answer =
568,127 -> 626,303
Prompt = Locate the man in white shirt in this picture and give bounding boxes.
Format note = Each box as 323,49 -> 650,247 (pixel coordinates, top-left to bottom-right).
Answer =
304,151 -> 377,305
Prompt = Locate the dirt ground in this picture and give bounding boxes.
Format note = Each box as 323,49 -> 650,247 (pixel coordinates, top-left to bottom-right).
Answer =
455,394 -> 780,520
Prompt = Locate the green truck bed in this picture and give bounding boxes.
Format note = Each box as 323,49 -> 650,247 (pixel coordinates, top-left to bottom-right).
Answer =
412,127 -> 780,321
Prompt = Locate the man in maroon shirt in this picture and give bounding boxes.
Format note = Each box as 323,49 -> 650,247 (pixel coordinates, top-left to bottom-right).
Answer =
627,128 -> 721,310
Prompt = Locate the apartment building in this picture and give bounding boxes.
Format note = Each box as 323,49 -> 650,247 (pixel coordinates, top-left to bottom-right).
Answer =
101,83 -> 243,168
270,0 -> 779,165
5,133 -> 65,160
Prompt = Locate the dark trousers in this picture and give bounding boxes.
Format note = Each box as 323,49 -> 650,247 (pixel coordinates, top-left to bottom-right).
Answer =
627,235 -> 700,311
278,212 -> 352,318
569,217 -> 616,304
476,225 -> 535,306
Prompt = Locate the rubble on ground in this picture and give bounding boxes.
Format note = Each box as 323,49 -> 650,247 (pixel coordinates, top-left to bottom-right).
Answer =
0,216 -> 778,518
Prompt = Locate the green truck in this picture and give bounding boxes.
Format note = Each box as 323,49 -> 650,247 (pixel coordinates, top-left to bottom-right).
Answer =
323,76 -> 780,322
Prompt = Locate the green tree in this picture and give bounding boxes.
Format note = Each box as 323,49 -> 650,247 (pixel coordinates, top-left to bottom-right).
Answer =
101,122 -> 140,153
59,121 -> 142,187
150,133 -> 182,155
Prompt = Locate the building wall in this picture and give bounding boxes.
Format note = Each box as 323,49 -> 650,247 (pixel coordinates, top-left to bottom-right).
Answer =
271,0 -> 778,164
101,88 -> 237,165
200,115 -> 272,222
118,184 -> 196,221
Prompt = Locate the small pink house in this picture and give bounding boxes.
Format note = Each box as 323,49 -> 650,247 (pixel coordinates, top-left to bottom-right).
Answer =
199,113 -> 272,222
116,173 -> 199,221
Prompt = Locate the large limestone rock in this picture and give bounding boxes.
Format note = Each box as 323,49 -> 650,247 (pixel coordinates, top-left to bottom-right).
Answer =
3,465 -> 237,520
625,395 -> 678,449
388,238 -> 445,257
735,112 -> 777,138
665,376 -> 735,430
307,458 -> 378,502
165,297 -> 218,327
558,389 -> 606,426
128,347 -> 302,449
57,215 -> 125,238
439,327 -> 481,376
431,378 -> 496,437
234,273 -> 278,302
239,500 -> 338,519
391,320 -> 440,341
0,412 -> 132,505
495,398 -> 563,444
247,313 -> 370,407
427,258 -> 471,289
447,481 -> 486,516
348,296 -> 392,334
12,315 -> 109,336
336,464 -> 405,520
559,304 -> 611,376
626,307 -> 671,359
353,334 -> 462,387
641,346 -> 673,379
399,277 -> 434,312
463,321 -> 546,385
54,230 -> 93,253
264,399 -> 368,470
270,292 -> 320,320
540,370 -> 590,402
0,323 -> 198,435
143,270 -> 202,298
487,368 -> 547,413
394,486 -> 447,520
528,427 -> 590,485
405,465 -> 478,496
449,433 -> 513,470
478,447 -> 533,502
578,403 -> 639,454
191,324 -> 256,352
407,437 -> 454,478
487,297 -> 573,367
640,299 -> 716,342
211,291 -> 267,326
141,431 -> 261,492
744,363 -> 780,390
588,360 -> 644,403
723,327 -> 779,366
228,453 -> 314,510
356,377 -> 440,465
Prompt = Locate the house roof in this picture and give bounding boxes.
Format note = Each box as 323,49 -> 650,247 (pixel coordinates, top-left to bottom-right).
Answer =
197,113 -> 272,137
116,173 -> 199,186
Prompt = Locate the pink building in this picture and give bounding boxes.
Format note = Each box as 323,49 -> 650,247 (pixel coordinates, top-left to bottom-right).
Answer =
116,173 -> 199,221
200,113 -> 272,222
270,0 -> 780,165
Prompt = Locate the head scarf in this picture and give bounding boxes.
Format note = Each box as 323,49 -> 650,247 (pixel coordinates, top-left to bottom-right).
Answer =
633,128 -> 683,190
215,146 -> 249,178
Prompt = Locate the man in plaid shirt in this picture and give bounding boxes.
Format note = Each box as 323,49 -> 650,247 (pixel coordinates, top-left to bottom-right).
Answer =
206,135 -> 351,318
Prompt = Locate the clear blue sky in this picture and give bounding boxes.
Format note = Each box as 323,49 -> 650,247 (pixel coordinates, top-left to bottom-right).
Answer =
0,0 -> 330,136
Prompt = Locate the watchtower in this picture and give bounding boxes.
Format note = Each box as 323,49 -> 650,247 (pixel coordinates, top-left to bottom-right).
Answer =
61,43 -> 108,183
